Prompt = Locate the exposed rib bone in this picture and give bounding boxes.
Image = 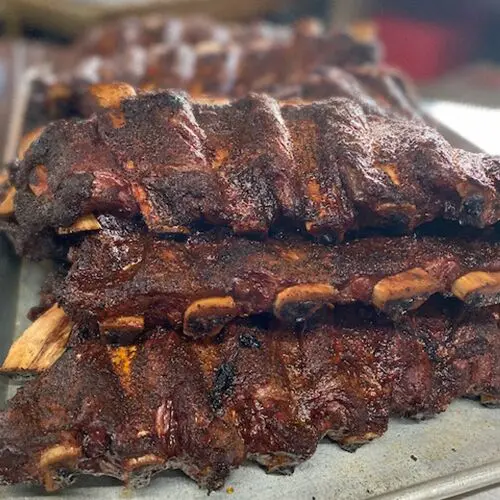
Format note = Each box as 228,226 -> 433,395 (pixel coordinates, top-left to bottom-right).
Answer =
39,444 -> 81,492
0,187 -> 15,216
99,316 -> 145,343
0,304 -> 72,375
88,83 -> 137,109
57,214 -> 102,234
480,394 -> 500,408
183,297 -> 238,339
452,272 -> 500,307
17,127 -> 45,160
372,268 -> 441,317
274,284 -> 337,322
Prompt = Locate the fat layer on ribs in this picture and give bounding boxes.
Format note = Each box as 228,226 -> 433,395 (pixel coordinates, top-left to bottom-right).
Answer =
60,220 -> 500,339
0,304 -> 499,491
14,89 -> 500,245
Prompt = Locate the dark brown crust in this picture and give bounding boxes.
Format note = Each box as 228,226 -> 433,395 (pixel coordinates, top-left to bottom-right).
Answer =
26,64 -> 416,132
60,223 -> 500,338
15,91 -> 500,245
0,304 -> 499,491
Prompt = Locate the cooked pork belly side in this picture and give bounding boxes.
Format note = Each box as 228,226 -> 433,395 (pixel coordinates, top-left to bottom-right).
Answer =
0,305 -> 499,491
60,222 -> 500,339
14,90 -> 500,248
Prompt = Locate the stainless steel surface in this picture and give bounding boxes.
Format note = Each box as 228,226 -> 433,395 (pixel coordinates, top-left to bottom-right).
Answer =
0,86 -> 499,499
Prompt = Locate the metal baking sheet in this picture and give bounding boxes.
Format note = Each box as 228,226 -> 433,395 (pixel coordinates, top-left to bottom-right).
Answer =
0,74 -> 499,499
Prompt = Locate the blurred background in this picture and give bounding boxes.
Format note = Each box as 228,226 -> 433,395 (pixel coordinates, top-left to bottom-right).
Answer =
0,0 -> 499,154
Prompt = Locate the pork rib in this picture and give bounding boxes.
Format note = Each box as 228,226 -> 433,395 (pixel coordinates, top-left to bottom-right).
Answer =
27,64 -> 414,133
0,304 -> 499,491
60,222 -> 500,339
15,90 -> 500,244
75,15 -> 379,63
26,16 -> 382,128
26,57 -> 412,130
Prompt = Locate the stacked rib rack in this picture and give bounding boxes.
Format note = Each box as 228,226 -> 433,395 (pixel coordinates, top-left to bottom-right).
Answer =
0,16 -> 499,496
25,16 -> 420,129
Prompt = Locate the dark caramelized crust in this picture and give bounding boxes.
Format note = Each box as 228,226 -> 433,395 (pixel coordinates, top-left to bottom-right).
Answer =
15,91 -> 500,244
0,305 -> 499,491
27,63 -> 416,131
60,223 -> 500,338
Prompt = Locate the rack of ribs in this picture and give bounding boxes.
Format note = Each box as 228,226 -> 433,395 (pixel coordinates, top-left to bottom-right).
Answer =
21,16 -> 393,130
0,304 -> 498,491
26,63 -> 416,131
57,220 -> 500,340
25,24 -> 400,130
266,65 -> 419,118
13,88 -> 500,246
74,16 -> 380,64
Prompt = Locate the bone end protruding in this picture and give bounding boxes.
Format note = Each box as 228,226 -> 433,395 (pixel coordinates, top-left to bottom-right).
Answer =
99,316 -> 145,343
17,126 -> 45,160
0,304 -> 72,375
480,393 -> 500,408
183,297 -> 238,339
39,443 -> 81,492
125,454 -> 165,471
124,454 -> 166,489
452,271 -> 500,307
274,284 -> 337,323
88,82 -> 137,110
57,214 -> 102,234
372,268 -> 441,317
335,431 -> 382,452
0,187 -> 15,216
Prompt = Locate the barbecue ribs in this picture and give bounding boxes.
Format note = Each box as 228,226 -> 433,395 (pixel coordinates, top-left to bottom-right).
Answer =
22,15 -> 403,129
59,220 -> 500,339
25,30 -> 405,130
15,89 -> 500,244
27,63 -> 416,131
75,15 -> 379,64
0,304 -> 498,491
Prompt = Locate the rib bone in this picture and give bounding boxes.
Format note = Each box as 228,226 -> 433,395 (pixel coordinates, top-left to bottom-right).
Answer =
274,284 -> 337,322
0,187 -> 15,216
99,316 -> 145,343
183,297 -> 238,339
452,272 -> 500,307
372,268 -> 441,317
0,304 -> 72,375
57,214 -> 102,234
40,444 -> 81,491
88,83 -> 137,110
17,127 -> 45,160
